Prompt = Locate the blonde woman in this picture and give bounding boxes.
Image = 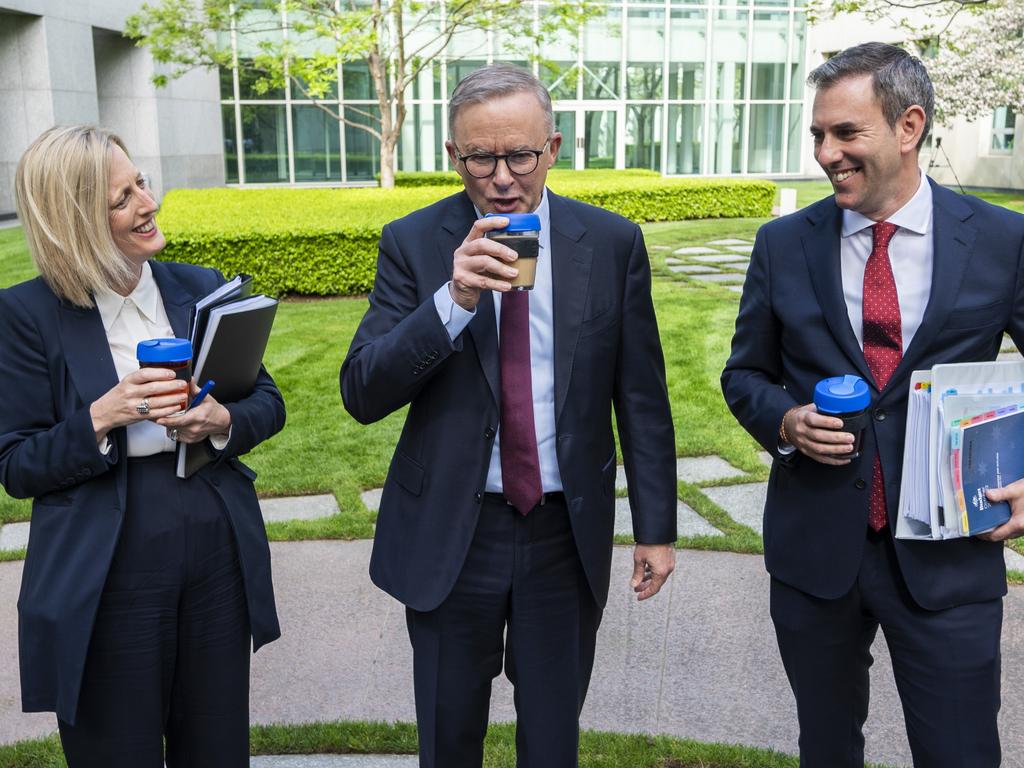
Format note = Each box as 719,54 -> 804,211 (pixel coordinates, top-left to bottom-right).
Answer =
0,126 -> 285,767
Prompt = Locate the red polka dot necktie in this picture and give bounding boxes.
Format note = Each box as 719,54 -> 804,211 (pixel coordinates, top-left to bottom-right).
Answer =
863,221 -> 900,532
499,291 -> 542,515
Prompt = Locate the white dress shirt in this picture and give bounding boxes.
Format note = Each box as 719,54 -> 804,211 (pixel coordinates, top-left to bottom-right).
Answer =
841,172 -> 934,353
433,188 -> 563,493
94,262 -> 180,457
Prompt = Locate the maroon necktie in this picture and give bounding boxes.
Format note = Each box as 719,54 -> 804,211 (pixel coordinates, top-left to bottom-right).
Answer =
862,221 -> 900,532
499,291 -> 542,515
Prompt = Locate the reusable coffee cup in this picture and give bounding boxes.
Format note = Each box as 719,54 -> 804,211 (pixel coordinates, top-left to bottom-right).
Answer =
137,338 -> 192,412
813,374 -> 871,458
484,212 -> 541,291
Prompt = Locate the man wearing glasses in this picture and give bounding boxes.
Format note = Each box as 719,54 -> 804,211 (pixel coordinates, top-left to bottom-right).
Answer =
341,64 -> 678,768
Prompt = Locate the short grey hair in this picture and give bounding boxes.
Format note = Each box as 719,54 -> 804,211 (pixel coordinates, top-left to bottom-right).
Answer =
448,64 -> 554,139
807,42 -> 934,149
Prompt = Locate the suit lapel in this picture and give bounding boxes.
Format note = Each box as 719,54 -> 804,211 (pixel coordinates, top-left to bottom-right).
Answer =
440,193 -> 502,406
548,192 -> 592,423
802,201 -> 874,385
150,260 -> 193,340
59,302 -> 119,408
894,182 -> 975,382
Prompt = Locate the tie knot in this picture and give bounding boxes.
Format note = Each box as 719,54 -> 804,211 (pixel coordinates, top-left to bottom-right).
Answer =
872,221 -> 898,250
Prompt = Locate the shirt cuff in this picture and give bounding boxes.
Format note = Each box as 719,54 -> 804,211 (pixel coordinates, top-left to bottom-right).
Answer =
777,440 -> 797,455
433,282 -> 476,342
209,429 -> 231,451
98,436 -> 112,456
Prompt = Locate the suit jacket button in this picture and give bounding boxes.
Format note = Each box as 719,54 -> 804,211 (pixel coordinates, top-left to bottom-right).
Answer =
874,409 -> 887,422
855,479 -> 867,490
474,492 -> 483,503
484,427 -> 495,439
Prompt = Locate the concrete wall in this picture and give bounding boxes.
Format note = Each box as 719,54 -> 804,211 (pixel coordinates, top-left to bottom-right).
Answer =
804,13 -> 1022,190
0,0 -> 223,217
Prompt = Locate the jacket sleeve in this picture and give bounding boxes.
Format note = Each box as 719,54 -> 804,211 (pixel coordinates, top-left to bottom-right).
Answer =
340,223 -> 462,425
614,225 -> 678,545
720,225 -> 799,456
0,290 -> 116,500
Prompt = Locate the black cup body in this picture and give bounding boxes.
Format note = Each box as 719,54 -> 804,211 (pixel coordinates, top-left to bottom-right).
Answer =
832,408 -> 869,458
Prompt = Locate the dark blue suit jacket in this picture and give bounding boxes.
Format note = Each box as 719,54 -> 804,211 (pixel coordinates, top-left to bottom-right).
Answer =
0,260 -> 285,724
722,180 -> 1024,611
341,190 -> 677,611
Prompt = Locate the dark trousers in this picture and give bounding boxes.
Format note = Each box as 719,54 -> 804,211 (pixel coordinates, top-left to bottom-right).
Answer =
57,454 -> 252,768
406,494 -> 602,768
770,528 -> 1002,768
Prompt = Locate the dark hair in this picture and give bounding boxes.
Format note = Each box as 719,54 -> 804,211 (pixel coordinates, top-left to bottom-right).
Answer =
448,64 -> 553,138
807,42 -> 934,149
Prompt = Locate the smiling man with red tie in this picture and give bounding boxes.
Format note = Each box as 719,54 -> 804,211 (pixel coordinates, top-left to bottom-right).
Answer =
341,64 -> 677,768
722,43 -> 1024,766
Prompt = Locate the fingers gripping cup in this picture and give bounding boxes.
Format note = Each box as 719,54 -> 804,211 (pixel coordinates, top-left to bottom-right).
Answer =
813,374 -> 871,458
484,213 -> 541,291
137,338 -> 192,412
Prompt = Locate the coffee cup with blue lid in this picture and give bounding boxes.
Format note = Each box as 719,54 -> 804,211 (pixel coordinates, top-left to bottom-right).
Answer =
813,374 -> 871,458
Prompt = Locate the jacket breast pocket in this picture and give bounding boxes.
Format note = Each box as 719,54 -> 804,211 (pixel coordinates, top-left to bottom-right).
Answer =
579,311 -> 620,340
943,301 -> 1008,330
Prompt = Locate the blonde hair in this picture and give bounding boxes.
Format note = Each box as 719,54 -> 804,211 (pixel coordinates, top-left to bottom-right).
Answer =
14,126 -> 136,308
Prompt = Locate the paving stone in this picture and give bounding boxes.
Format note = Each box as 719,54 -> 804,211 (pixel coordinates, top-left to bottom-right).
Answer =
614,497 -> 723,538
650,245 -> 672,251
0,523 -> 30,552
725,245 -> 754,254
692,273 -> 745,283
726,286 -> 744,294
998,351 -> 1022,362
720,261 -> 750,271
673,246 -> 722,255
707,238 -> 752,245
250,757 -> 418,767
1006,547 -> 1024,572
360,488 -> 383,513
691,254 -> 747,264
758,451 -> 774,467
669,265 -> 719,274
664,257 -> 683,264
260,494 -> 339,523
616,456 -> 745,490
701,483 -> 768,534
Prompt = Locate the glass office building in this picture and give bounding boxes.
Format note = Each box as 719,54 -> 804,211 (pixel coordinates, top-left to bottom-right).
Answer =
219,0 -> 808,184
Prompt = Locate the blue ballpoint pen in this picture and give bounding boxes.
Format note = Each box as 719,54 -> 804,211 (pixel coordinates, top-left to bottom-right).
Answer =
190,380 -> 216,409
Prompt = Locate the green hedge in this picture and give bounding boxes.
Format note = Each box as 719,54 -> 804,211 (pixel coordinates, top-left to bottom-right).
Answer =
157,175 -> 774,296
389,168 -> 664,187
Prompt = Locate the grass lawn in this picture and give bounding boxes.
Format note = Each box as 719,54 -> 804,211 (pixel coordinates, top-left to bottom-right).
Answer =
0,720 -> 899,768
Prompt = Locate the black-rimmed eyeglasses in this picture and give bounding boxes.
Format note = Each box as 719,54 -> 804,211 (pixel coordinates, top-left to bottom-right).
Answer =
453,141 -> 551,179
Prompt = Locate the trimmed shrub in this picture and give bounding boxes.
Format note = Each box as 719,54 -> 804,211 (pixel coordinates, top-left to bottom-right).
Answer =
389,168 -> 664,187
157,176 -> 774,296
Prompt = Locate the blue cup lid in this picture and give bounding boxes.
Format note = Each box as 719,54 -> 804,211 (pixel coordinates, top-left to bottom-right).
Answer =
137,337 -> 192,364
813,375 -> 870,414
484,212 -> 541,233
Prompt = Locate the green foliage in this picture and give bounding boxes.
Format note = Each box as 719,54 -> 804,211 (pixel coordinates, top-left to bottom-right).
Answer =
156,177 -> 775,296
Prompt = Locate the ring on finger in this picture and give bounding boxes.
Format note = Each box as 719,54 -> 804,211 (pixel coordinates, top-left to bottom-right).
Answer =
136,398 -> 150,415
168,428 -> 179,442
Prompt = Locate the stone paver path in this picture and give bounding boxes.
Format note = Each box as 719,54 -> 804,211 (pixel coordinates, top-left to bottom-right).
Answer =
614,497 -> 723,538
0,522 -> 30,552
669,265 -> 718,274
251,757 -> 418,767
701,483 -> 768,534
261,494 -> 339,523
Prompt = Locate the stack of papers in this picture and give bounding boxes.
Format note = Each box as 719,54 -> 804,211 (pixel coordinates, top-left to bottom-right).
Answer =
897,360 -> 1024,540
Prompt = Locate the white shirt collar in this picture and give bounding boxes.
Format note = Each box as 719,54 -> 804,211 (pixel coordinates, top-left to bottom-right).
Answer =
841,171 -> 933,238
94,261 -> 161,331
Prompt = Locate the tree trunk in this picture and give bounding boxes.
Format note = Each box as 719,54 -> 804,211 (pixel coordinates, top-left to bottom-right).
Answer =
379,142 -> 397,188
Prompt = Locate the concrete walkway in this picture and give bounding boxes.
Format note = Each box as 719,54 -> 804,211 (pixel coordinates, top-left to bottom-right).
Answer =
3,540 -> 1024,766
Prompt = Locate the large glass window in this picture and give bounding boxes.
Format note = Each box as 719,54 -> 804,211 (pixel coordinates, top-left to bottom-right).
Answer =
787,103 -> 803,172
582,9 -> 621,99
398,104 -> 444,172
992,106 -> 1016,152
342,61 -> 375,100
712,103 -> 744,174
666,104 -> 703,174
669,10 -> 706,100
626,8 -> 665,100
241,105 -> 289,182
712,10 -> 748,100
748,103 -> 784,172
345,105 -> 381,181
750,11 -> 789,101
222,105 -> 239,183
789,14 -> 806,99
292,105 -> 341,181
626,105 -> 662,170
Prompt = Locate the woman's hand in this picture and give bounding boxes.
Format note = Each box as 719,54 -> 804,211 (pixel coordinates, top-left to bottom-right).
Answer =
90,368 -> 189,443
155,379 -> 232,445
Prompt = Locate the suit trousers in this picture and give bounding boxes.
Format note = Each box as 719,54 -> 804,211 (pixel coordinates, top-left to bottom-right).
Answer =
57,454 -> 252,768
770,528 -> 1002,768
405,494 -> 602,768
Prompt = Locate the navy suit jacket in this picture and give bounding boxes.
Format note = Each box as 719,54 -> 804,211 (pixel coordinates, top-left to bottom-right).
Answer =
722,180 -> 1024,611
0,260 -> 285,724
341,190 -> 677,611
